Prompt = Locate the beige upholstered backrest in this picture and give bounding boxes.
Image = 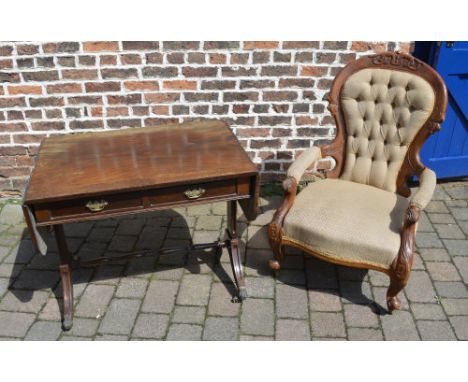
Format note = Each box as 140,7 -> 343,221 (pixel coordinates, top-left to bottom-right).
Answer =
338,68 -> 435,192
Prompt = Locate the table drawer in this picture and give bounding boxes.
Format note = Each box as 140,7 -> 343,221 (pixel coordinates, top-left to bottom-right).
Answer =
34,192 -> 143,223
148,177 -> 250,207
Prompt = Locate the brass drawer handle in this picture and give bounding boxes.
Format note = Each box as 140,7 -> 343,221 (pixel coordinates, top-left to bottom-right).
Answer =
86,200 -> 108,212
184,188 -> 206,199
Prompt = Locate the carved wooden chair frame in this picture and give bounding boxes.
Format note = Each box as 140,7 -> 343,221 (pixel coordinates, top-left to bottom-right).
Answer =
268,51 -> 448,312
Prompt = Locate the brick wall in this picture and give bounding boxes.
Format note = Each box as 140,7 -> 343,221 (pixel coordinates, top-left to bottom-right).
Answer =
0,41 -> 411,194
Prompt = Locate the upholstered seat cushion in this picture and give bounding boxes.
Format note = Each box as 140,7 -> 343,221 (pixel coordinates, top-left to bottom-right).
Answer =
283,178 -> 409,270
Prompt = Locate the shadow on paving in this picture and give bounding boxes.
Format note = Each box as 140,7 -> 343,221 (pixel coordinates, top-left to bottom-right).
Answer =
6,208 -> 246,317
250,195 -> 389,316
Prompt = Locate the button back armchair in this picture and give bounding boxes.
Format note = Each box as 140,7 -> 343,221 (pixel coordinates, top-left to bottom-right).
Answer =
268,52 -> 448,312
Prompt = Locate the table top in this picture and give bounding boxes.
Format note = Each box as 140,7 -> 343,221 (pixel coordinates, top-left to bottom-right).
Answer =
24,120 -> 257,204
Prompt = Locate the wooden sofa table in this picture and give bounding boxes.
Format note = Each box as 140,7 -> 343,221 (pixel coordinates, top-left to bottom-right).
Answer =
22,120 -> 259,330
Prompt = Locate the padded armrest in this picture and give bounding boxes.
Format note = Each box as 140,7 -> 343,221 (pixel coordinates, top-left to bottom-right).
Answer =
287,146 -> 322,183
410,167 -> 437,210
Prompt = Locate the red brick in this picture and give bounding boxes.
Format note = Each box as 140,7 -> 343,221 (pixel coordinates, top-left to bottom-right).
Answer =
8,85 -> 42,95
146,53 -> 163,64
0,45 -> 13,56
0,97 -> 26,108
43,42 -> 80,53
79,55 -> 96,66
23,71 -> 59,82
122,41 -> 159,50
90,107 -> 103,117
263,91 -> 297,101
85,82 -> 121,93
0,135 -> 11,144
17,44 -> 39,55
236,128 -> 270,138
31,121 -> 65,131
230,53 -> 249,65
240,80 -> 275,89
101,68 -> 138,79
163,41 -> 199,50
0,122 -> 27,131
107,118 -> 142,128
0,59 -> 13,69
250,139 -> 281,149
203,41 -> 239,50
283,41 -> 320,49
151,106 -> 170,115
29,97 -> 64,107
0,146 -> 27,156
120,54 -> 142,65
15,155 -> 34,166
323,41 -> 348,50
69,120 -> 104,129
223,92 -> 258,102
132,106 -> 150,116
244,41 -> 279,49
351,41 -> 386,53
261,66 -> 297,76
259,116 -> 292,126
163,80 -> 197,90
68,96 -> 103,105
124,81 -> 159,91
184,93 -> 218,102
301,66 -> 328,76
209,53 -> 226,64
167,52 -> 185,64
201,80 -> 236,90
144,93 -> 180,103
0,166 -> 31,177
316,53 -> 336,64
339,53 -> 356,64
187,52 -> 205,64
7,110 -> 24,120
83,41 -> 119,52
144,117 -> 178,126
279,78 -> 315,88
295,116 -> 319,125
182,67 -> 218,77
62,69 -> 98,80
13,134 -> 47,144
107,94 -> 142,105
222,67 -> 257,77
106,107 -> 129,117
142,67 -> 178,77
47,83 -> 82,94
233,104 -> 250,114
100,55 -> 117,65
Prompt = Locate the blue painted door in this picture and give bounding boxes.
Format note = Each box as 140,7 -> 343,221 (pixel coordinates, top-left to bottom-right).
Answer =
419,41 -> 468,179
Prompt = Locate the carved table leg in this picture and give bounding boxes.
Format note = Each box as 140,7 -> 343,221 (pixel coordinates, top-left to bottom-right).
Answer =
54,224 -> 74,331
226,200 -> 247,301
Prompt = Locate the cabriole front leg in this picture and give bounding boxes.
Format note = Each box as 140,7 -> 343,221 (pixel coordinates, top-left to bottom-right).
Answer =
387,205 -> 419,312
53,224 -> 74,330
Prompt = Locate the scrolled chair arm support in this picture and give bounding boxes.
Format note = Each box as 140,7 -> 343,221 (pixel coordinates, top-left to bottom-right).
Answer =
388,167 -> 436,311
268,147 -> 323,270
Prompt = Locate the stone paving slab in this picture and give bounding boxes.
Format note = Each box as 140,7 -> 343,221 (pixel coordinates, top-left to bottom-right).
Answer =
0,181 -> 467,340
